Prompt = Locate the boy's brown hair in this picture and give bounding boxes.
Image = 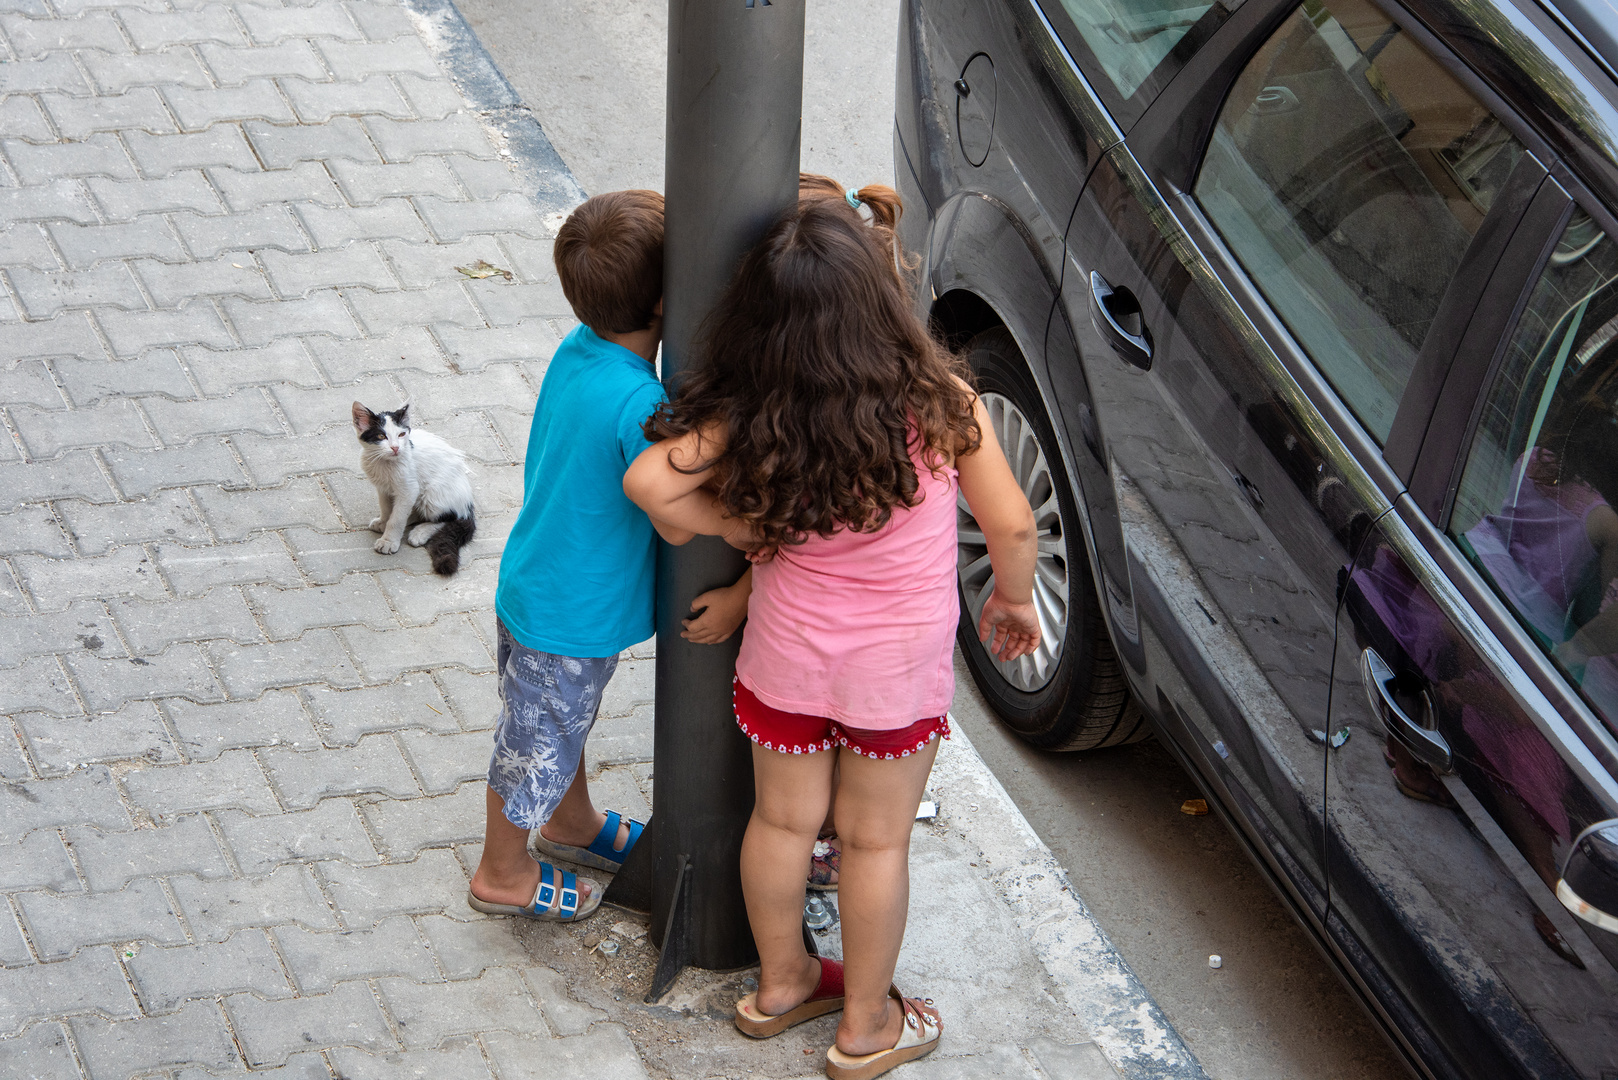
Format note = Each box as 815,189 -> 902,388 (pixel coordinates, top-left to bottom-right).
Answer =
553,190 -> 665,335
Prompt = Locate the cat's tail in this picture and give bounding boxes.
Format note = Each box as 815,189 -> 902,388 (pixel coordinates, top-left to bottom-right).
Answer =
427,508 -> 476,576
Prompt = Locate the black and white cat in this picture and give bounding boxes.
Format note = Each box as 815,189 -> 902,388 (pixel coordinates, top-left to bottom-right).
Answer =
351,402 -> 477,576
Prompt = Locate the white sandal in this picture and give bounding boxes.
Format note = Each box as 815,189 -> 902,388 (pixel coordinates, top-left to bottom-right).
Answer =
824,987 -> 941,1080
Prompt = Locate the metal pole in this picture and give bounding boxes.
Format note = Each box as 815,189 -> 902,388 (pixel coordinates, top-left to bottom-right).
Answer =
602,0 -> 804,999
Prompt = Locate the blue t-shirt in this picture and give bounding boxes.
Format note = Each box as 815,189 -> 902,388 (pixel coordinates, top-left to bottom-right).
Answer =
495,325 -> 665,657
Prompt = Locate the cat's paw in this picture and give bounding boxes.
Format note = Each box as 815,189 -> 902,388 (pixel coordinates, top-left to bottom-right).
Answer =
368,517 -> 385,533
406,523 -> 440,547
374,536 -> 400,555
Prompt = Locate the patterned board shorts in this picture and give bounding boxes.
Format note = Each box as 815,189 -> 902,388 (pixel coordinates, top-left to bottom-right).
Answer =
488,619 -> 618,830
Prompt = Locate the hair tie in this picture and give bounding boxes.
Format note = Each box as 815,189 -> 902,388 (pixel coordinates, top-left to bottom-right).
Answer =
845,188 -> 875,224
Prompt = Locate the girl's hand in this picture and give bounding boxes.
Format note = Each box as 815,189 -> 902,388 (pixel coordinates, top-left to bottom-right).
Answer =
682,583 -> 749,643
978,589 -> 1041,662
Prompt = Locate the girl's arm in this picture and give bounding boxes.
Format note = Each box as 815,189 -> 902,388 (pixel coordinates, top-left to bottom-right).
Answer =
955,392 -> 1041,662
682,566 -> 753,644
625,428 -> 753,545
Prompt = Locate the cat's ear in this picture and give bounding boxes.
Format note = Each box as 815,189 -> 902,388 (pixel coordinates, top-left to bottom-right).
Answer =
351,401 -> 375,434
395,403 -> 410,427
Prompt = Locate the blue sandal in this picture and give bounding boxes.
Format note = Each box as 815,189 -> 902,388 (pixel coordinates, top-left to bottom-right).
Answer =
531,809 -> 645,873
467,860 -> 601,922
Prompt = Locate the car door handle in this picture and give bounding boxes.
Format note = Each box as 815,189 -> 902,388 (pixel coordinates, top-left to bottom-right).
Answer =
1089,271 -> 1153,371
1359,648 -> 1452,773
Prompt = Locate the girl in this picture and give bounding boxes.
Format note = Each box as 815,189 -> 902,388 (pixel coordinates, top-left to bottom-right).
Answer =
624,179 -> 1040,1079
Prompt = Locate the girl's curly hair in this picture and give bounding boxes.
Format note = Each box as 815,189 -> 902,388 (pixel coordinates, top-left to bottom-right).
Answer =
647,178 -> 980,550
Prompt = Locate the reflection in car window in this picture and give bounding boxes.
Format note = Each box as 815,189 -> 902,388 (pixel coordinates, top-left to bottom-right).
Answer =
1452,212 -> 1618,737
1194,0 -> 1524,443
1050,0 -> 1224,101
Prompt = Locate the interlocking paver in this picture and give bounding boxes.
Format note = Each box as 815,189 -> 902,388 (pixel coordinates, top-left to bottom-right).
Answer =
235,2 -> 365,43
14,546 -> 166,612
524,966 -> 609,1036
67,814 -> 229,891
271,373 -> 398,434
261,733 -> 420,809
431,665 -> 497,730
170,863 -> 338,941
120,3 -> 243,48
70,1000 -> 244,1077
53,349 -> 196,406
81,46 -> 212,93
281,522 -> 421,583
227,981 -> 395,1066
142,390 -> 283,444
11,398 -> 156,457
215,797 -> 377,875
123,748 -> 279,820
1,11 -> 127,56
416,913 -> 528,980
5,133 -> 138,187
176,1052 -> 332,1079
397,363 -> 531,415
416,191 -> 549,243
340,615 -> 493,683
86,169 -> 224,221
194,477 -> 345,541
271,915 -> 436,992
483,1028 -> 652,1080
365,113 -> 495,162
113,587 -> 262,657
0,948 -> 139,1036
167,79 -> 298,130
447,156 -> 527,200
184,340 -> 326,396
64,642 -> 224,712
326,1041 -> 496,1080
0,52 -> 90,95
379,235 -> 504,289
349,279 -> 483,334
246,571 -> 393,639
46,217 -> 184,270
102,438 -> 251,497
223,292 -> 361,347
0,222 -> 64,271
210,161 -> 345,210
0,94 -> 52,139
317,36 -> 437,78
43,87 -> 178,140
165,689 -> 319,761
0,831 -> 79,892
386,74 -> 464,122
380,967 -> 541,1049
134,255 -> 275,309
0,358 -> 63,411
360,779 -> 481,858
9,262 -> 148,319
197,40 -> 327,84
0,655 -> 82,718
0,312 -> 105,364
0,598 -> 118,667
295,199 -> 431,248
98,301 -> 236,356
0,507 -> 71,558
396,731 -> 490,795
126,932 -> 292,1012
61,489 -> 213,557
283,72 -> 413,123
0,1021 -> 80,1080
18,877 -> 187,960
19,702 -> 180,776
299,677 -> 459,745
374,555 -> 495,624
207,628 -> 364,698
468,279 -> 571,326
306,324 -> 452,383
175,205 -> 312,259
244,115 -> 380,168
261,244 -> 398,295
123,124 -> 263,177
317,848 -> 467,926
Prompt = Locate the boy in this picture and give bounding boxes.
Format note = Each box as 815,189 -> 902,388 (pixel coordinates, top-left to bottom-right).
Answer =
467,189 -> 671,921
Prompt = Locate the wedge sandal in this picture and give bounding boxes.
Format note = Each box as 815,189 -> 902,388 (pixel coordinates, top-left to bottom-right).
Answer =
734,958 -> 846,1038
824,987 -> 941,1080
532,809 -> 645,873
466,860 -> 601,922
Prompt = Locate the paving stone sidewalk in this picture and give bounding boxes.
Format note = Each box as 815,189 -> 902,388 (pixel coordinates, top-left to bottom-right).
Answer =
0,0 -> 665,1074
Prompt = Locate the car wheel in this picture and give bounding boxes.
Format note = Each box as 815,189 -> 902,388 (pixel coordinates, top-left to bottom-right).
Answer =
956,327 -> 1146,751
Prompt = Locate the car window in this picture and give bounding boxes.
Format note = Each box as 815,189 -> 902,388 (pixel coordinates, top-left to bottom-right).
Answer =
1451,209 -> 1618,736
1194,0 -> 1525,444
1046,0 -> 1229,106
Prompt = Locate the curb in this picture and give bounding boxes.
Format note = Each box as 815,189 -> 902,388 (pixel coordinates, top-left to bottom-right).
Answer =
935,725 -> 1210,1080
403,0 -> 588,216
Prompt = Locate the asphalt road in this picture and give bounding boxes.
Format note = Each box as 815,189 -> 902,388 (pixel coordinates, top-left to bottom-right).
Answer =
450,1 -> 1409,1077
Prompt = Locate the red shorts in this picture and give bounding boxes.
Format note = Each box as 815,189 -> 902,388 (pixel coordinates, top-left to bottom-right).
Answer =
733,678 -> 950,759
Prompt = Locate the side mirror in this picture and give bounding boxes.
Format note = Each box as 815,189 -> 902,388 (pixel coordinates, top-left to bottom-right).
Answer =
1558,820 -> 1618,934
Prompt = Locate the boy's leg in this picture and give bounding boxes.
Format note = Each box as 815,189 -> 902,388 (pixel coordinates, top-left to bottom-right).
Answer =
539,767 -> 632,852
832,739 -> 941,1055
469,785 -> 590,908
742,743 -> 837,1016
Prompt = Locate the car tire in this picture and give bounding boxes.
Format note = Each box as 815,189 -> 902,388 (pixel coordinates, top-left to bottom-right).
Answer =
956,327 -> 1146,751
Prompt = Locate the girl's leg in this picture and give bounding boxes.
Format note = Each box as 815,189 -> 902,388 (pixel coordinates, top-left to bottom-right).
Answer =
742,743 -> 837,1015
833,738 -> 941,1055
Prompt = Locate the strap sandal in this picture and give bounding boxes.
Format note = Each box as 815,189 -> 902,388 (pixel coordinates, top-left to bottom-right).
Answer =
734,957 -> 847,1038
532,809 -> 646,873
467,860 -> 601,922
825,987 -> 942,1080
808,836 -> 840,892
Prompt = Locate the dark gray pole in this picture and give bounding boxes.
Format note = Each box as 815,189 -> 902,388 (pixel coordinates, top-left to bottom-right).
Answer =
602,0 -> 804,998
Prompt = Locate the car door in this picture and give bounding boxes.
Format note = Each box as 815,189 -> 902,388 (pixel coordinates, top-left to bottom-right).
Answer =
1325,178 -> 1618,1080
1050,0 -> 1541,922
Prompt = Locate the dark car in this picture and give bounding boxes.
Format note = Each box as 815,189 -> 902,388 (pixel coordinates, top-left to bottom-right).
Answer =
893,0 -> 1618,1075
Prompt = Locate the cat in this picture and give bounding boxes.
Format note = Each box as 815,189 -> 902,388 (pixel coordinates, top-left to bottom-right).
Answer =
351,402 -> 477,576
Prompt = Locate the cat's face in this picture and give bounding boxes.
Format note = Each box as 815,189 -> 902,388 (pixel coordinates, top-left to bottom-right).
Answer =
352,402 -> 411,457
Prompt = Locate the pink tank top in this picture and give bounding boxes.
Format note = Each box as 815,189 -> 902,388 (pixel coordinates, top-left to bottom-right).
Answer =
735,445 -> 959,728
